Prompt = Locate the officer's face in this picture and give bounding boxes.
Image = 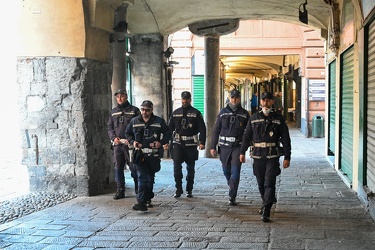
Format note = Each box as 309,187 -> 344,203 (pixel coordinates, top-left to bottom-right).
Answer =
230,96 -> 241,105
260,98 -> 274,108
141,107 -> 153,119
116,94 -> 128,105
181,97 -> 191,108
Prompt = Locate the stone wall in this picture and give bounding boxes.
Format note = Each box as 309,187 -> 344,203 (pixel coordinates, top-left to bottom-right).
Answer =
17,57 -> 113,196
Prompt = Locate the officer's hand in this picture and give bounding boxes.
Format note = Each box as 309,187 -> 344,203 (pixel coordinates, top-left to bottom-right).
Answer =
283,159 -> 290,169
210,149 -> 216,157
150,141 -> 161,148
163,144 -> 169,150
239,154 -> 246,163
134,141 -> 142,148
198,144 -> 205,150
113,137 -> 121,145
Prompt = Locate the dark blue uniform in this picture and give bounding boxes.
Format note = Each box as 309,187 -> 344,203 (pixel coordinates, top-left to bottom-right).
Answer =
168,105 -> 206,196
125,114 -> 171,208
107,101 -> 140,196
210,104 -> 250,204
240,110 -> 291,214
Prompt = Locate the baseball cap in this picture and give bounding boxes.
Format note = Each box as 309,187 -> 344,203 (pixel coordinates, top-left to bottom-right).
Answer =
114,89 -> 127,96
181,91 -> 191,99
140,100 -> 153,108
230,89 -> 241,98
261,92 -> 274,100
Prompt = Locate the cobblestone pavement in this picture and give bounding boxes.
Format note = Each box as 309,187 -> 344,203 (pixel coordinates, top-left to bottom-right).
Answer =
1,128 -> 375,249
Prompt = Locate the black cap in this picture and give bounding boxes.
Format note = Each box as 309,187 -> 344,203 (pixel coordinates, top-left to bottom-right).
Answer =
230,89 -> 241,98
261,92 -> 274,100
140,100 -> 153,108
114,89 -> 127,96
181,91 -> 191,99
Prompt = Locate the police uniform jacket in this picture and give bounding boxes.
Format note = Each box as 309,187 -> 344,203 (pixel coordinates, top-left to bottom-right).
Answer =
125,114 -> 172,156
240,110 -> 291,160
107,101 -> 140,141
168,105 -> 206,146
210,105 -> 250,148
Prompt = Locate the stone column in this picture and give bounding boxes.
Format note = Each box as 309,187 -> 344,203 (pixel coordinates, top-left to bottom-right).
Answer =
129,34 -> 166,118
188,19 -> 240,157
204,35 -> 221,157
111,4 -> 128,107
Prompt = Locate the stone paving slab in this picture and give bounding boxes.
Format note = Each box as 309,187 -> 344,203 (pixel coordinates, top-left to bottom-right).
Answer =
1,128 -> 375,249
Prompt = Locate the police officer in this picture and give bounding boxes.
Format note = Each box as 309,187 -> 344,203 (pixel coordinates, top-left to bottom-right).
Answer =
125,100 -> 171,211
168,91 -> 206,198
210,89 -> 250,206
107,89 -> 140,200
240,91 -> 291,222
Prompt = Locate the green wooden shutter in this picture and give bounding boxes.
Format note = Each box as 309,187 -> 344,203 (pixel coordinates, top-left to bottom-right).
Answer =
193,75 -> 205,117
340,46 -> 354,181
328,60 -> 336,155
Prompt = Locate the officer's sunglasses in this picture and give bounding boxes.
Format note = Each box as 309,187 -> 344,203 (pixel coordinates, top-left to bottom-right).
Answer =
141,108 -> 152,112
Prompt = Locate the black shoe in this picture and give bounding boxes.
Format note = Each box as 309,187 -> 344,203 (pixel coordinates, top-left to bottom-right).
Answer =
132,203 -> 148,211
261,208 -> 271,222
259,206 -> 265,215
229,198 -> 237,206
186,191 -> 193,198
146,200 -> 153,208
174,190 -> 183,198
113,191 -> 125,200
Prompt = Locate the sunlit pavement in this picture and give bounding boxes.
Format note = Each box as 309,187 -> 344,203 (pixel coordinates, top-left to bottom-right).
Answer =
1,127 -> 375,249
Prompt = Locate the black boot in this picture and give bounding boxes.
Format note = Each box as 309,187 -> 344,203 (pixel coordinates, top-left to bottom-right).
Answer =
174,189 -> 183,198
261,206 -> 271,222
229,197 -> 237,206
132,202 -> 148,211
113,190 -> 125,200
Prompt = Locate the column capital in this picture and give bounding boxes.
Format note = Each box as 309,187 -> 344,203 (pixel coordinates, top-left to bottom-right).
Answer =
188,19 -> 239,37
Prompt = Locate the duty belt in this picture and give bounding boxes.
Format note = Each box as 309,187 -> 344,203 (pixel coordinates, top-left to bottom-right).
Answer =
253,142 -> 277,148
219,136 -> 236,142
180,136 -> 195,141
141,148 -> 159,153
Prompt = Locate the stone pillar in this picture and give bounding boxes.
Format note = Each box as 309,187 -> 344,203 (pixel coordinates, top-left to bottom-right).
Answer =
111,4 -> 128,107
18,57 -> 112,196
129,34 -> 166,117
204,35 -> 221,157
188,19 -> 239,157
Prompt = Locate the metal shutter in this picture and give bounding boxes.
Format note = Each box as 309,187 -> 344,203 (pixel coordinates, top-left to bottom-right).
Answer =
193,75 -> 205,117
340,46 -> 354,181
367,20 -> 375,191
329,60 -> 336,155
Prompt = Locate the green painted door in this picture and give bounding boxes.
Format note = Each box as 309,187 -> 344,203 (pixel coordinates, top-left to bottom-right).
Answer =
193,75 -> 205,117
340,46 -> 354,181
366,20 -> 375,191
328,60 -> 336,156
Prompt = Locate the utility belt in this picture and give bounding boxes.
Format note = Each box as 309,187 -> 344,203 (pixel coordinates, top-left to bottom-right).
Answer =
173,133 -> 198,146
219,136 -> 241,147
250,141 -> 282,159
129,147 -> 159,162
252,142 -> 277,148
141,148 -> 159,154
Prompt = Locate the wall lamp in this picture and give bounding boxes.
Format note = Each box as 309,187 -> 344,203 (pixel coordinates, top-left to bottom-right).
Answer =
163,47 -> 174,58
299,0 -> 308,25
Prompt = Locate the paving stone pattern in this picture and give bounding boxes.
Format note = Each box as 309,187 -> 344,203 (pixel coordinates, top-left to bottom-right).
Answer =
1,128 -> 375,249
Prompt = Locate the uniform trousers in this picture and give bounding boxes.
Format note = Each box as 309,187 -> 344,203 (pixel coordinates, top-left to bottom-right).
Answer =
113,145 -> 138,191
172,143 -> 198,192
252,157 -> 281,207
134,155 -> 161,204
219,146 -> 242,200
